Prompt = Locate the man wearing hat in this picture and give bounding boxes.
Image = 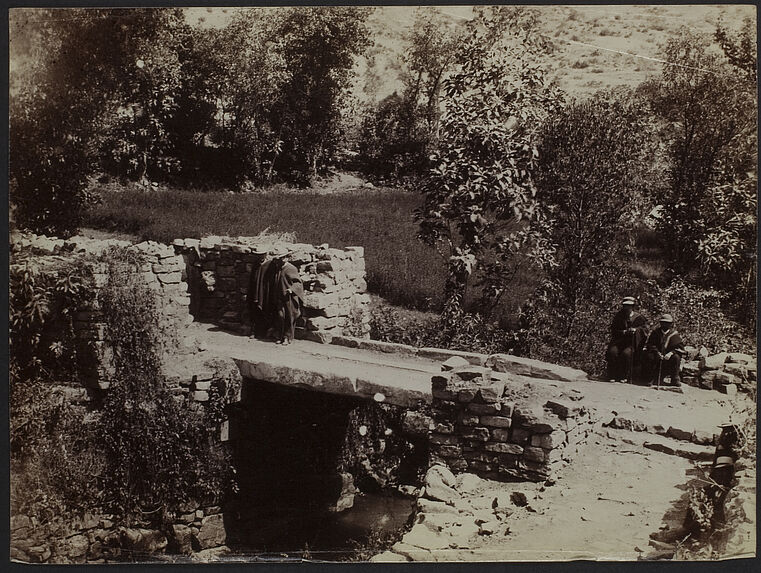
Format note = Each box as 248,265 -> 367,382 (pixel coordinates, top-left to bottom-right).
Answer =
606,297 -> 648,382
271,250 -> 304,345
645,314 -> 686,386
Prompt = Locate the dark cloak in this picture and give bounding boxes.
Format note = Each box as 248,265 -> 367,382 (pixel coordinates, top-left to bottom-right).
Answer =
277,262 -> 304,306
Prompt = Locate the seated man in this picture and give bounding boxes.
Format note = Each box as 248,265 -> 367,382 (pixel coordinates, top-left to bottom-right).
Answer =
645,314 -> 686,386
606,297 -> 648,382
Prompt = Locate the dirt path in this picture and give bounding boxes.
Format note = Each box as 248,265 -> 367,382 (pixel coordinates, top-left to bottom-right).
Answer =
467,430 -> 697,561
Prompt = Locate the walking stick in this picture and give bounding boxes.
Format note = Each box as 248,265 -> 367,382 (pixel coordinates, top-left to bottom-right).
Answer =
656,351 -> 663,390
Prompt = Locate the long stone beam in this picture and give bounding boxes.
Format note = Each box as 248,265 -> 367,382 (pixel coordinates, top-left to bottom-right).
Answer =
228,350 -> 432,408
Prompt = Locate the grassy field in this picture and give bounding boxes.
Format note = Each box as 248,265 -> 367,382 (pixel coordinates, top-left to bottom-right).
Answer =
85,181 -> 541,322
85,182 -> 449,310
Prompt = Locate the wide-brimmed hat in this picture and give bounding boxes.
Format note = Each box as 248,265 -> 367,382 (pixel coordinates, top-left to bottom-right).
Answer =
621,297 -> 636,305
269,245 -> 289,258
659,313 -> 674,323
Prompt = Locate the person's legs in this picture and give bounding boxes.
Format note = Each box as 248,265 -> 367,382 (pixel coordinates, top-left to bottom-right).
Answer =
276,306 -> 286,343
666,354 -> 682,385
621,346 -> 634,381
606,343 -> 621,380
283,298 -> 298,343
644,351 -> 659,384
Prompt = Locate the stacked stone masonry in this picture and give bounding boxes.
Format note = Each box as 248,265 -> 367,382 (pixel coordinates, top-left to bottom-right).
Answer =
172,236 -> 371,342
10,501 -> 226,564
680,349 -> 756,397
429,361 -> 597,482
13,232 -> 371,393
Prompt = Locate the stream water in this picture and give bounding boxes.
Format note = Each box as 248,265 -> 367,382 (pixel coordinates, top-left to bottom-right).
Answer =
227,491 -> 416,561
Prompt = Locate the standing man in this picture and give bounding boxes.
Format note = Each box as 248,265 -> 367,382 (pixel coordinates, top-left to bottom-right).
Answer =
645,314 -> 686,387
606,297 -> 648,382
248,256 -> 279,339
272,253 -> 304,345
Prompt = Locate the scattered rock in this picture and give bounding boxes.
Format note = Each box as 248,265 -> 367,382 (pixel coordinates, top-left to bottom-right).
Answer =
510,492 -> 529,507
423,465 -> 460,504
456,473 -> 483,494
418,499 -> 460,516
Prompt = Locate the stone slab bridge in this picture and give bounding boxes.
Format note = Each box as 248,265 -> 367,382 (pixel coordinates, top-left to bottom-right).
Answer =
14,231 -> 740,486
193,323 -> 735,484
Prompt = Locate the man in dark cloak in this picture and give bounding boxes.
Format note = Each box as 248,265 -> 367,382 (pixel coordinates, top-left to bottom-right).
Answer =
645,313 -> 686,386
248,257 -> 279,339
272,256 -> 304,345
606,297 -> 648,382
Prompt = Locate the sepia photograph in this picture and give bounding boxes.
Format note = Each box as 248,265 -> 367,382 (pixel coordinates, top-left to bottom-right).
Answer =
8,3 -> 757,564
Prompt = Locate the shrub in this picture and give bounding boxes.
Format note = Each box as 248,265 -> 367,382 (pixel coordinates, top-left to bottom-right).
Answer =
10,379 -> 106,522
370,301 -> 518,355
650,277 -> 756,354
9,258 -> 95,383
96,247 -> 234,521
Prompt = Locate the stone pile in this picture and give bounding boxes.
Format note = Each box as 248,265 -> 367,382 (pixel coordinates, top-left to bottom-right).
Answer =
681,350 -> 756,397
172,236 -> 371,342
429,357 -> 597,482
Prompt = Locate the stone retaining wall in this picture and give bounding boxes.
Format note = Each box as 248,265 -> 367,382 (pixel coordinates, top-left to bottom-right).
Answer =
10,502 -> 227,564
429,359 -> 598,482
12,232 -> 372,390
173,236 -> 370,342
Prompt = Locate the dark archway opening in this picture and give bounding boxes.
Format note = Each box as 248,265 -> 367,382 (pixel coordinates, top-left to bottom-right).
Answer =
224,379 -> 427,560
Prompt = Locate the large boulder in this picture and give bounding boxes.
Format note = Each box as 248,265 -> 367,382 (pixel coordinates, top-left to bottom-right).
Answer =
423,464 -> 460,504
193,514 -> 226,550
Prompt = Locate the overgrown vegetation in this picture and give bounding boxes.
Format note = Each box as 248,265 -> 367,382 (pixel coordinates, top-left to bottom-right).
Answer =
97,248 -> 234,521
10,258 -> 102,520
10,248 -> 235,527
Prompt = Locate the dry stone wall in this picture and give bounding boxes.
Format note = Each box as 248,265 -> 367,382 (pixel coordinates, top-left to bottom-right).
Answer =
173,236 -> 371,342
681,350 -> 756,397
10,502 -> 227,564
429,359 -> 597,482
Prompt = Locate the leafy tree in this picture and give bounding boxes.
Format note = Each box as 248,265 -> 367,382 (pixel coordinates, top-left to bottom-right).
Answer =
533,91 -> 661,324
357,92 -> 430,179
416,11 -> 562,333
715,16 -> 756,83
10,9 -> 190,234
263,6 -> 371,184
643,27 -> 756,321
521,92 -> 663,371
402,8 -> 462,143
643,28 -> 755,269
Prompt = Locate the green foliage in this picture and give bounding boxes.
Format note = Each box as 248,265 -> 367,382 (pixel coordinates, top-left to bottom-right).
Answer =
10,380 -> 106,522
416,11 -> 563,334
523,90 -> 665,370
642,27 -> 757,322
261,7 -> 371,184
714,16 -> 756,83
97,247 -> 233,521
370,302 -> 518,356
649,278 -> 756,354
9,257 -> 102,521
9,259 -> 95,382
357,93 -> 430,180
